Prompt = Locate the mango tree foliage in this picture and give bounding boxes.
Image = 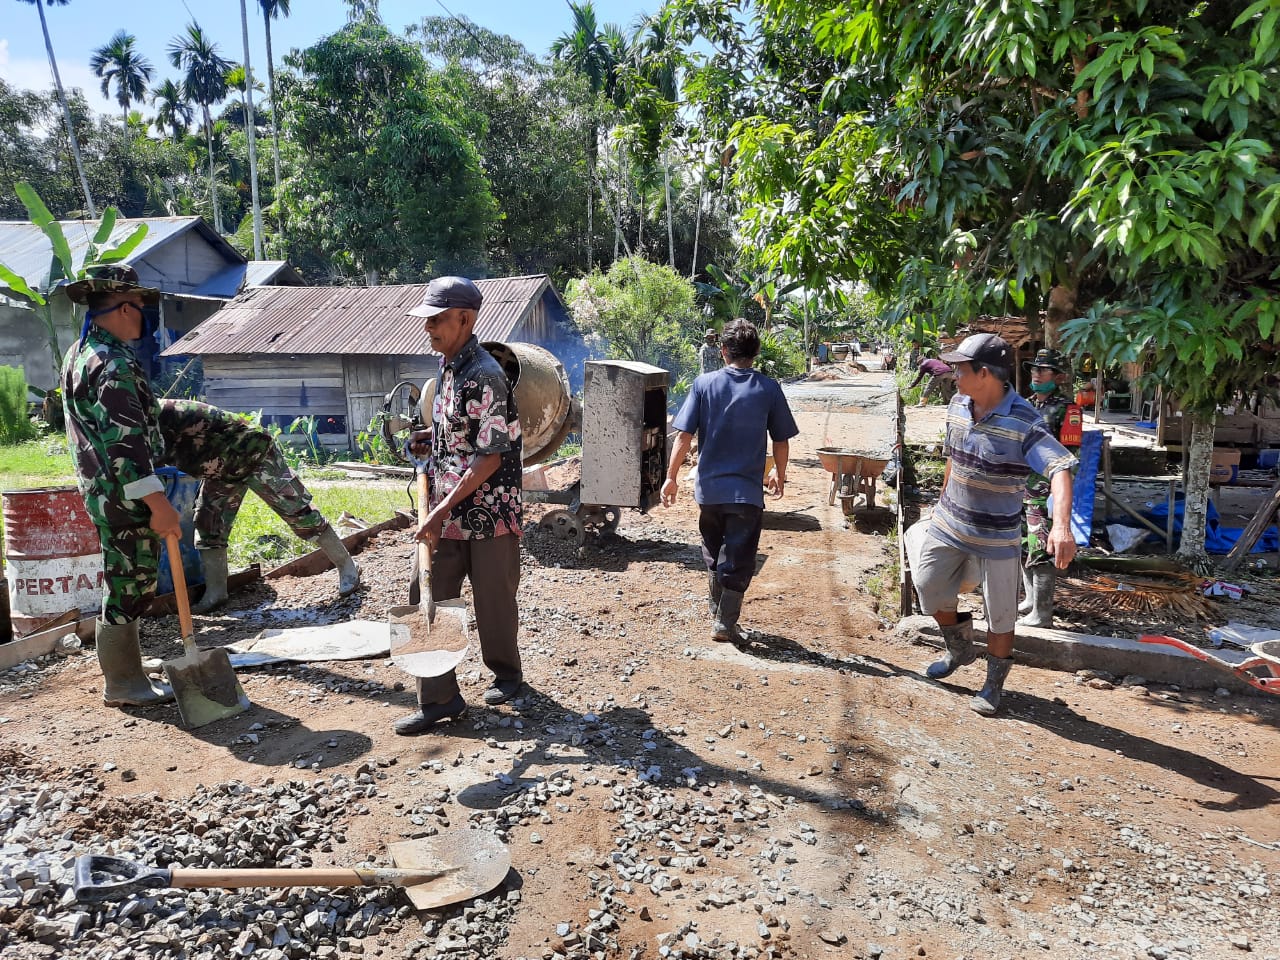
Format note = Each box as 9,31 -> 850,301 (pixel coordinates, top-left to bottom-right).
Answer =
410,16 -> 595,285
277,20 -> 496,284
672,0 -> 1280,564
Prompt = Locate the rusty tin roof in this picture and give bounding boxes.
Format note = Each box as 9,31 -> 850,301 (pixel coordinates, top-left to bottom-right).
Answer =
162,274 -> 560,357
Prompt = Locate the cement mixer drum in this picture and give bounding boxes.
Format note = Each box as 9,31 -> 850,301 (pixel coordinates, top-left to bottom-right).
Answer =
481,342 -> 576,466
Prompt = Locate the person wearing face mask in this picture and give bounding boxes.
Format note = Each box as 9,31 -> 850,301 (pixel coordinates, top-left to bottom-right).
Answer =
1018,348 -> 1078,627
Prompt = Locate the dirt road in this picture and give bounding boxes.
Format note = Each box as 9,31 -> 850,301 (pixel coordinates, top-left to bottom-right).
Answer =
2,374 -> 1277,960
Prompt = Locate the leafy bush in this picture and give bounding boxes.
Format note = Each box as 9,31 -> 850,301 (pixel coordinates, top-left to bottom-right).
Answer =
566,257 -> 700,386
0,366 -> 37,444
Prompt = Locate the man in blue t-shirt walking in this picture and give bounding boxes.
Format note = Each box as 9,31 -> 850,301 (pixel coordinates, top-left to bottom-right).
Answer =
662,319 -> 800,643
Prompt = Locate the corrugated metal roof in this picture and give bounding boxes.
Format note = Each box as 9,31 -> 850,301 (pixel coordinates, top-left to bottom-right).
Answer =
245,260 -> 305,286
0,216 -> 244,293
162,275 -> 557,357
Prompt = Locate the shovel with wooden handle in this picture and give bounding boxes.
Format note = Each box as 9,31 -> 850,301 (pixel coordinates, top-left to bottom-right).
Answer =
389,470 -> 471,678
73,829 -> 511,911
161,534 -> 251,728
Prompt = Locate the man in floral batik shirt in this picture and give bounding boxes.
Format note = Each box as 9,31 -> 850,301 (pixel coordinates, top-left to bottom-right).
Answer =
395,276 -> 525,735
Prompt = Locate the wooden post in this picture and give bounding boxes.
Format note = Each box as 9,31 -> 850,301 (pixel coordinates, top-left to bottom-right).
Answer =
1220,476 -> 1280,573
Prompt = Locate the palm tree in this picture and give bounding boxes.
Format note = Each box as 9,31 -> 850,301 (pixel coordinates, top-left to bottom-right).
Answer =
237,0 -> 263,259
552,1 -> 626,269
258,0 -> 290,234
90,30 -> 154,128
152,78 -> 193,141
168,22 -> 231,233
18,0 -> 95,216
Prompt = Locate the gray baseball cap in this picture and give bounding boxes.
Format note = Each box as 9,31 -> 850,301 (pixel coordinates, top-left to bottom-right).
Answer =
408,276 -> 483,318
940,333 -> 1013,367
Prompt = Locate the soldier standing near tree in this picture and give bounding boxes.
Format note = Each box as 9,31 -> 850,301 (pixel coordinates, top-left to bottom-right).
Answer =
1017,348 -> 1079,627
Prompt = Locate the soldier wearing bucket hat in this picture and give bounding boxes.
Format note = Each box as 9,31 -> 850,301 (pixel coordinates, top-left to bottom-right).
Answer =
1016,347 -> 1078,628
62,263 -> 360,709
698,327 -> 724,374
910,332 -> 1078,716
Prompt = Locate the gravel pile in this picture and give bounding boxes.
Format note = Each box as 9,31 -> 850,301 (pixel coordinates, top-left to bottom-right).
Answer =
0,749 -> 510,960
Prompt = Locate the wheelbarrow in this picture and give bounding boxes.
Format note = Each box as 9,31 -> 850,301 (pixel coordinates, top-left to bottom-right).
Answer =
1139,635 -> 1280,694
816,447 -> 891,515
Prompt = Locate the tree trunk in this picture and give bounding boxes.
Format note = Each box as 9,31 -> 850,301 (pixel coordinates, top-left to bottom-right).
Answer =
1044,283 -> 1076,348
663,154 -> 675,269
240,0 -> 264,259
1177,410 -> 1215,570
264,11 -> 285,238
203,105 -> 222,234
36,2 -> 96,218
690,178 -> 702,279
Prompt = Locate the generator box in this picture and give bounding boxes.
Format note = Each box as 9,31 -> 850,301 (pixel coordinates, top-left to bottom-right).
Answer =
581,361 -> 669,511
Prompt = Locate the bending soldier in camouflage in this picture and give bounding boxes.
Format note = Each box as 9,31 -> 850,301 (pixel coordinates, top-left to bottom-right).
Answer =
61,264 -> 359,709
158,399 -> 360,611
1018,348 -> 1078,627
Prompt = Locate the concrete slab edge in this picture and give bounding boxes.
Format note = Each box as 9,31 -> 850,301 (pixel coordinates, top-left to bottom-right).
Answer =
895,615 -> 1261,696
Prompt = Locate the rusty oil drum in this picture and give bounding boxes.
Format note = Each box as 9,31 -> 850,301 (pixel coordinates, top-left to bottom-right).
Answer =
2,485 -> 102,635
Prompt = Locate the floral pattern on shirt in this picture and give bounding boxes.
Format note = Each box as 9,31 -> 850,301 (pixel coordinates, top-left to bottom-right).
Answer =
430,337 -> 523,540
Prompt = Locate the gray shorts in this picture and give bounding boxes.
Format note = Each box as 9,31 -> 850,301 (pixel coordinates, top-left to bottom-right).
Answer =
913,529 -> 1021,633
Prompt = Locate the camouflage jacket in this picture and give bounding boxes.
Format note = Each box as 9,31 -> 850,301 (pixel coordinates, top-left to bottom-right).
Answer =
62,327 -> 165,530
1025,389 -> 1072,502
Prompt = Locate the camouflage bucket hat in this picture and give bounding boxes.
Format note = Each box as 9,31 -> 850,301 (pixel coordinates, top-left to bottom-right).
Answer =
1023,347 -> 1066,372
63,263 -> 161,306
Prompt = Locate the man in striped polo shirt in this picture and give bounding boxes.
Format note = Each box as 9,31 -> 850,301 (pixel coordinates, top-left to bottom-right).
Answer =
914,333 -> 1078,715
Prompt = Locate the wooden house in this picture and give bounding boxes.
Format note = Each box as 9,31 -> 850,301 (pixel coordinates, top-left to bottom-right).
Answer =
161,275 -> 586,453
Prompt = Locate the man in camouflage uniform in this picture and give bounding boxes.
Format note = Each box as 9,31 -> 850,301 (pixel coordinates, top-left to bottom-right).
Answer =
698,328 -> 724,375
157,399 -> 360,612
1019,348 -> 1077,627
61,264 -> 359,709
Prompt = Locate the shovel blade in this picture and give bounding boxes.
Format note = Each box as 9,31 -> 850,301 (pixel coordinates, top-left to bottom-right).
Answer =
388,603 -> 471,678
389,830 -> 509,910
163,647 -> 251,728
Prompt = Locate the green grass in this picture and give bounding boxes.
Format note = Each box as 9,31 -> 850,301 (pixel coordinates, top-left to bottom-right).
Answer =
0,439 -> 408,569
228,481 -> 410,569
0,438 -> 76,489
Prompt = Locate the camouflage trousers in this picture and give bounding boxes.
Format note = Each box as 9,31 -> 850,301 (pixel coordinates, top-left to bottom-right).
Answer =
1021,495 -> 1053,568
159,400 -> 327,550
95,524 -> 160,624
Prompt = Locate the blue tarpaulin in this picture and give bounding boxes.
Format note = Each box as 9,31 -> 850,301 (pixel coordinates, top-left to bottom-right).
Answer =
1070,430 -> 1103,546
1126,495 -> 1280,554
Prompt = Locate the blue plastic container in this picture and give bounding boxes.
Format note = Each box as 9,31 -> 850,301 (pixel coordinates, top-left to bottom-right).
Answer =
1259,448 -> 1280,470
156,467 -> 205,592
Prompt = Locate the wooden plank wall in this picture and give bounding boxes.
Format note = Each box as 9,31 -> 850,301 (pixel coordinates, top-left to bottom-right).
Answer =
140,234 -> 234,295
204,355 -> 348,451
344,355 -> 439,448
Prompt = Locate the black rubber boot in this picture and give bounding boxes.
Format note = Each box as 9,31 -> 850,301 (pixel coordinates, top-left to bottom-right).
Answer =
971,655 -> 1014,715
707,572 -> 723,616
712,588 -> 745,643
1017,566 -> 1056,628
191,548 -> 228,614
96,620 -> 174,708
394,694 -> 467,735
1016,566 -> 1034,615
925,613 -> 977,679
314,526 -> 361,596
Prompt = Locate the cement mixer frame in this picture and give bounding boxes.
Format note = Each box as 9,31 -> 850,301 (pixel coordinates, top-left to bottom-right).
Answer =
382,347 -> 669,549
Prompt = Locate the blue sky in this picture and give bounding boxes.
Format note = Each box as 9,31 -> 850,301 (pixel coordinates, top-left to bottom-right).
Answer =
2,0 -> 654,116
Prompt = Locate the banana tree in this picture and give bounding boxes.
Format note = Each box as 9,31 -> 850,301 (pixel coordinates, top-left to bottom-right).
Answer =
0,182 -> 148,385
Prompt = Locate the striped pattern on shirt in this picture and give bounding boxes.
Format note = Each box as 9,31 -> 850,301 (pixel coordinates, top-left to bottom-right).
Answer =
930,389 -> 1078,560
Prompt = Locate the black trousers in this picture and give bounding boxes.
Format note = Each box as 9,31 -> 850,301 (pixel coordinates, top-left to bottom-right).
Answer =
698,503 -> 763,594
410,534 -> 522,706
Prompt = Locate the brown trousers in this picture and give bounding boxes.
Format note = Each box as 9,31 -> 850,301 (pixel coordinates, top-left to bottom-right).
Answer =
413,534 -> 522,706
